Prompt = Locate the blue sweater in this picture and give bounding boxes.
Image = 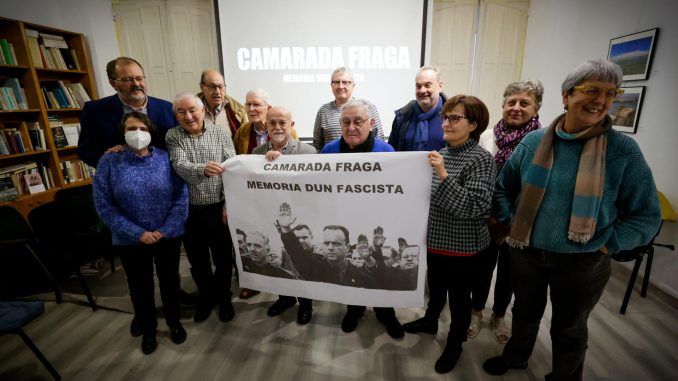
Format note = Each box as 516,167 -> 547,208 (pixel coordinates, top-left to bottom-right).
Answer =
495,127 -> 661,254
93,147 -> 189,245
321,137 -> 395,153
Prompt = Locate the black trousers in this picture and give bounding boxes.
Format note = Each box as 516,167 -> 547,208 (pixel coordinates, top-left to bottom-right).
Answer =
471,241 -> 513,315
278,295 -> 313,309
346,305 -> 397,323
117,238 -> 182,335
502,247 -> 611,381
184,202 -> 233,306
424,250 -> 485,347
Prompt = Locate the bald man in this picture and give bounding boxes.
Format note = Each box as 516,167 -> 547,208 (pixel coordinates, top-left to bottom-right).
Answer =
252,107 -> 316,156
198,70 -> 247,137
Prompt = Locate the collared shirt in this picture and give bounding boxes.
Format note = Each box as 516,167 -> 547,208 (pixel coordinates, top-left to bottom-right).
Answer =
201,95 -> 233,138
119,95 -> 148,114
263,139 -> 290,154
165,122 -> 236,206
253,124 -> 268,147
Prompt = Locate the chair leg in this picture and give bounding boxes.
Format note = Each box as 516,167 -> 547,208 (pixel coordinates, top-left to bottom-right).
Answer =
54,282 -> 63,304
620,257 -> 643,314
74,267 -> 98,311
110,255 -> 116,273
17,329 -> 61,380
641,249 -> 654,298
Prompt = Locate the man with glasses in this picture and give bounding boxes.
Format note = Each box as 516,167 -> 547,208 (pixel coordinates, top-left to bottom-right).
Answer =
232,89 -> 301,155
313,67 -> 384,152
78,56 -> 177,167
198,70 -> 247,138
317,99 -> 403,339
253,106 -> 316,324
389,66 -> 447,152
166,92 -> 237,324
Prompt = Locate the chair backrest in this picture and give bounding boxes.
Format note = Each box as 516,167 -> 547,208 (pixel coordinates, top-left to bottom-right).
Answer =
54,184 -> 100,230
0,205 -> 33,242
27,202 -> 67,255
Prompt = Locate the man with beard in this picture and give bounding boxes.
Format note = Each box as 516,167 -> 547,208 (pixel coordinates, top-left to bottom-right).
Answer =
254,107 -> 316,324
78,57 -> 176,167
389,66 -> 447,152
198,70 -> 247,138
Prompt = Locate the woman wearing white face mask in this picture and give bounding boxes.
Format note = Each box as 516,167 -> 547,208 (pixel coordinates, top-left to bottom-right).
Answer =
93,111 -> 189,355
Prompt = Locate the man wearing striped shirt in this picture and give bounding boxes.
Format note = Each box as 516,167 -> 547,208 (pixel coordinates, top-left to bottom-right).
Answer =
312,67 -> 384,151
166,92 -> 237,324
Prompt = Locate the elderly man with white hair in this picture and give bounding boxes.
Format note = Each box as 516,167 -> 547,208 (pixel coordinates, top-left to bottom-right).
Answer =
166,92 -> 237,324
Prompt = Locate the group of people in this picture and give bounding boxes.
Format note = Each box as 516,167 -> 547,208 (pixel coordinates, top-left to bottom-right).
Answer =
83,55 -> 661,380
238,218 -> 419,291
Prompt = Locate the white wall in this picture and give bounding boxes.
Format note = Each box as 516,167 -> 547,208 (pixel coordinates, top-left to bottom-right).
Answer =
0,0 -> 120,98
522,0 -> 678,298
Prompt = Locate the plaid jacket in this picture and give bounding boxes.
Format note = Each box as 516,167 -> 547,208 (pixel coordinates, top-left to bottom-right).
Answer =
427,139 -> 495,255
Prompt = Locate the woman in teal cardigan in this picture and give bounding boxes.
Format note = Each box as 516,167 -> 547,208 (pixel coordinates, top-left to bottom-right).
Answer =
483,59 -> 661,380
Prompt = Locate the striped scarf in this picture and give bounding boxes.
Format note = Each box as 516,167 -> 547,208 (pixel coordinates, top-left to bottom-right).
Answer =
493,116 -> 541,171
506,113 -> 610,248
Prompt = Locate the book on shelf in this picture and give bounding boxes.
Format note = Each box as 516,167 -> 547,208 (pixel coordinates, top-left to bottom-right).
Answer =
27,122 -> 46,151
62,123 -> 80,147
38,32 -> 78,70
0,38 -> 18,65
0,122 -> 34,154
0,78 -> 29,110
50,125 -> 68,148
41,81 -> 90,109
25,29 -> 44,68
60,159 -> 94,184
0,161 -> 52,199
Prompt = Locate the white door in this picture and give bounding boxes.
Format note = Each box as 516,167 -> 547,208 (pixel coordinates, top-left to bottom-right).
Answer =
431,0 -> 529,123
113,0 -> 219,101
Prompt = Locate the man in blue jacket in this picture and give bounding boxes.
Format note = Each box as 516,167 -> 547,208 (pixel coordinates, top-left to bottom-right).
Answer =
77,57 -> 176,167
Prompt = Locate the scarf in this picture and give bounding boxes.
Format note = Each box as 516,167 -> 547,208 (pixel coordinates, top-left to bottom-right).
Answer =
412,99 -> 442,151
339,131 -> 375,153
493,116 -> 541,171
506,113 -> 610,248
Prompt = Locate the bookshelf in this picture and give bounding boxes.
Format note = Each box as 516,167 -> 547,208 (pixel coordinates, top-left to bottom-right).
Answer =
0,16 -> 98,217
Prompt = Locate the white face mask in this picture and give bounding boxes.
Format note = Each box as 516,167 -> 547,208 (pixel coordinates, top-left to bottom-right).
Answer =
125,130 -> 151,151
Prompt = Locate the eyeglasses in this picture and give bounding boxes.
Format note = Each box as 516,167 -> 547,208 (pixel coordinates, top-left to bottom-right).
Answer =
572,85 -> 624,98
203,83 -> 225,91
267,120 -> 288,127
114,76 -> 146,83
331,80 -> 353,86
440,114 -> 467,124
340,118 -> 367,128
245,103 -> 266,109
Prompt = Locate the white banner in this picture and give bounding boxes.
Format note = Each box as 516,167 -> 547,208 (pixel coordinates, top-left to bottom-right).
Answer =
223,152 -> 431,307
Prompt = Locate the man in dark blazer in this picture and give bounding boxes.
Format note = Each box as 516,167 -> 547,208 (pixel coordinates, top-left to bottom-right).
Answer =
77,57 -> 176,168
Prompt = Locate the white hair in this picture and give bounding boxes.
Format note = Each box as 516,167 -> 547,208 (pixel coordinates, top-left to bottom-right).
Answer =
245,88 -> 271,105
172,91 -> 203,112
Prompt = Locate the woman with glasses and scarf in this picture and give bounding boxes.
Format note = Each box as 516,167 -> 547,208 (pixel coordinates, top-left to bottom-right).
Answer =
468,80 -> 544,344
483,59 -> 661,381
93,111 -> 188,355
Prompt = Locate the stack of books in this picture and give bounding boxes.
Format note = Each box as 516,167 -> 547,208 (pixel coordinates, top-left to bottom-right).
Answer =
0,121 -> 44,155
0,78 -> 29,111
0,38 -> 19,65
60,159 -> 94,184
24,30 -> 80,70
48,117 -> 80,148
0,161 -> 54,201
41,81 -> 91,109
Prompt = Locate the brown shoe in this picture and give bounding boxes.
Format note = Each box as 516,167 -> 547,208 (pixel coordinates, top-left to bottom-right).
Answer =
239,288 -> 260,299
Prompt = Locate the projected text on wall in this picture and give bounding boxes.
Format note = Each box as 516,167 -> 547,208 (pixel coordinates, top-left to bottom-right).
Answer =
237,46 -> 411,83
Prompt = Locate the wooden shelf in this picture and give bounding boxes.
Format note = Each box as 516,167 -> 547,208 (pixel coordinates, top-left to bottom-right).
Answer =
0,15 -> 97,218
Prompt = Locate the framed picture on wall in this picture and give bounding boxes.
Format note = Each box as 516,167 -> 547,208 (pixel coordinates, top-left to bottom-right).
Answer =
610,86 -> 645,133
608,28 -> 659,81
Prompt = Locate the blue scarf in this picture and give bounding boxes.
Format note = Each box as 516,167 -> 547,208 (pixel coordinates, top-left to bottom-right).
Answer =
412,100 -> 442,151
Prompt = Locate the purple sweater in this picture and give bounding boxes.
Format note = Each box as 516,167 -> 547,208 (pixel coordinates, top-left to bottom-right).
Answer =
93,147 -> 188,245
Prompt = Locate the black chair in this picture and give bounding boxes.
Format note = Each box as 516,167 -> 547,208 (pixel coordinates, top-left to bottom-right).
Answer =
0,206 -> 61,302
612,221 -> 675,314
54,184 -> 116,273
28,201 -> 98,311
0,301 -> 60,380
